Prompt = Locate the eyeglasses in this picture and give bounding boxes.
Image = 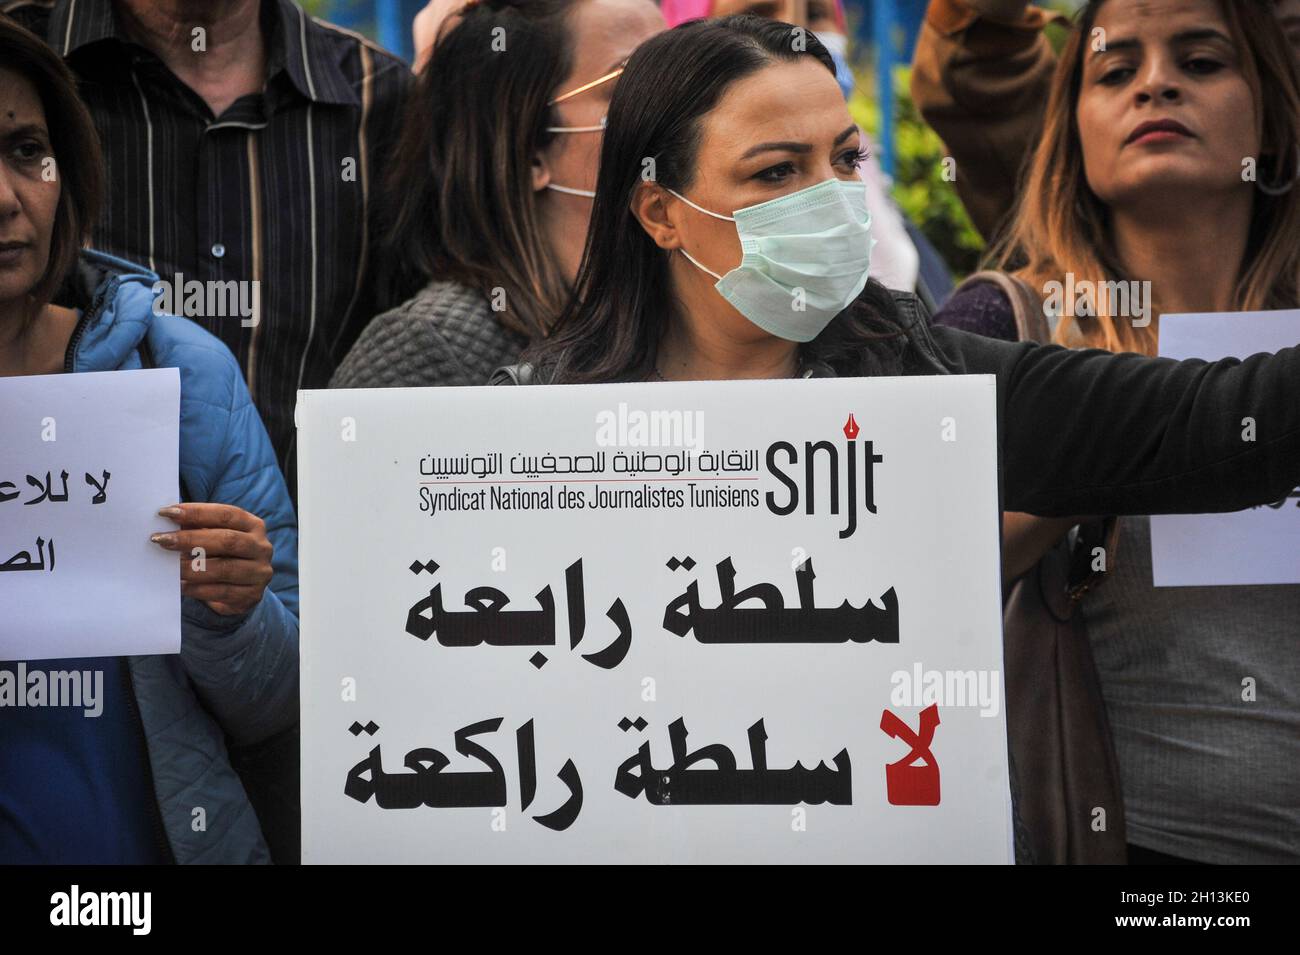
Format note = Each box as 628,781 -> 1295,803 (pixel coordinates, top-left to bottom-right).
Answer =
547,64 -> 626,106
545,63 -> 626,135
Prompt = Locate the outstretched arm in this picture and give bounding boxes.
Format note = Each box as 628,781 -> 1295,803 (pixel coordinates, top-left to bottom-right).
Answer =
930,325 -> 1300,517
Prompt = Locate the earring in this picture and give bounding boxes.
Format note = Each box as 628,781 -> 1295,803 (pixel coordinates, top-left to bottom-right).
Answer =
1257,146 -> 1299,197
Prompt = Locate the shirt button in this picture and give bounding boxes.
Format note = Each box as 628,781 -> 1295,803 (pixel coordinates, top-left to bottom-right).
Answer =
211,243 -> 226,259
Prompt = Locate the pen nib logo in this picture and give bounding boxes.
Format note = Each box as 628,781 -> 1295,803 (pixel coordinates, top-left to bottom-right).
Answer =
843,413 -> 859,440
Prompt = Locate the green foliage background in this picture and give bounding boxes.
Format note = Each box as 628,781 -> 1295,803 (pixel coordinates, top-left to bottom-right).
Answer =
844,0 -> 1080,279
849,66 -> 985,278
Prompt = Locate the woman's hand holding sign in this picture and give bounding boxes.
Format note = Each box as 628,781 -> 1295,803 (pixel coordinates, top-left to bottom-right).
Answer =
150,503 -> 275,616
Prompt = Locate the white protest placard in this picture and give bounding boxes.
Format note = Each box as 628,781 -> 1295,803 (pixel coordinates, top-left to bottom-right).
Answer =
0,369 -> 181,661
298,376 -> 1011,863
1152,310 -> 1300,587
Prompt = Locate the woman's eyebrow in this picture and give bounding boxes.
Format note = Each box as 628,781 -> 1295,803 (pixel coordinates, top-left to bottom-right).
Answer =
1088,28 -> 1234,61
742,140 -> 811,159
1172,28 -> 1234,45
741,125 -> 858,160
1088,36 -> 1140,61
0,121 -> 48,139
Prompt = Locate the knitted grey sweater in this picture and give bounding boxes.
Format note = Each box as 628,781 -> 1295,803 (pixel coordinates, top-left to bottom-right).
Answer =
331,280 -> 528,389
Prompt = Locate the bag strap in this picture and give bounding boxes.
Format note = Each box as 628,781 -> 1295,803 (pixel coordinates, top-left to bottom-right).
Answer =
491,362 -> 533,386
955,270 -> 1053,344
1064,517 -> 1123,605
956,271 -> 1123,608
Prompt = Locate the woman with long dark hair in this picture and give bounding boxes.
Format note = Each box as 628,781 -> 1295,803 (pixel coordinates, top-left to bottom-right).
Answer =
499,14 -> 1300,863
331,0 -> 663,390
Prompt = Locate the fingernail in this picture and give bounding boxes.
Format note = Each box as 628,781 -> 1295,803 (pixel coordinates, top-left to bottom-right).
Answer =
150,533 -> 178,548
158,506 -> 184,518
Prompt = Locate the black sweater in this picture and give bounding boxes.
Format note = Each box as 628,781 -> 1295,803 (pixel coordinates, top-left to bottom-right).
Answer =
928,323 -> 1298,517
495,291 -> 1300,520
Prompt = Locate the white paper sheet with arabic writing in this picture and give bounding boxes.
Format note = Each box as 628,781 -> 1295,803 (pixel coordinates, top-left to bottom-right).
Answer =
0,368 -> 180,660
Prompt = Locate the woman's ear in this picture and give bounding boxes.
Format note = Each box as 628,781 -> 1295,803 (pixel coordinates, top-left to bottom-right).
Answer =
630,181 -> 681,249
531,152 -> 551,193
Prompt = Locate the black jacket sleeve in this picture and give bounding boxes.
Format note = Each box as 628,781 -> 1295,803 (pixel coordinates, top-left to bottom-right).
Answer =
928,326 -> 1300,517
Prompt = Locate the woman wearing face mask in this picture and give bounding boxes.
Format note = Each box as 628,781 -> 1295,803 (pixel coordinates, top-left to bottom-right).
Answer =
660,0 -> 954,306
930,0 -> 1300,864
331,0 -> 663,390
495,14 -> 1300,862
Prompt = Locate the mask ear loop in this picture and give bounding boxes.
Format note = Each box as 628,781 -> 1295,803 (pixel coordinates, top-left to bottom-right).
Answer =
663,187 -> 735,280
545,115 -> 607,134
664,187 -> 736,222
546,183 -> 597,198
678,247 -> 724,281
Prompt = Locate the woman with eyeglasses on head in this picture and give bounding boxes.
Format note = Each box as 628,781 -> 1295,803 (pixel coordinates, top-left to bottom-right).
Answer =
495,14 -> 1300,862
331,0 -> 663,391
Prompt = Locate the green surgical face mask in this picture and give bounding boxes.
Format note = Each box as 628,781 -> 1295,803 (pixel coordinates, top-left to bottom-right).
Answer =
666,177 -> 874,342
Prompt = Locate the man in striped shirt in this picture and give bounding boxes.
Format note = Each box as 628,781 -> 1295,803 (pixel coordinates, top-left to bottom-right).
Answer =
4,0 -> 416,495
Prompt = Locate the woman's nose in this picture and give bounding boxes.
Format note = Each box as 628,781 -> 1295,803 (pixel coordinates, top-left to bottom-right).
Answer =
1137,86 -> 1182,104
1134,56 -> 1183,105
0,167 -> 22,217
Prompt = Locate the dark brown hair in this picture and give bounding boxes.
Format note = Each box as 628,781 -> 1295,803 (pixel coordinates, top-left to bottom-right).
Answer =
0,13 -> 104,314
526,14 -> 908,384
382,0 -> 580,338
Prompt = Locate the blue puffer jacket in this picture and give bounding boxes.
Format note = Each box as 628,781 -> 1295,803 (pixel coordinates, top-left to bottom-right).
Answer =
65,250 -> 299,864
